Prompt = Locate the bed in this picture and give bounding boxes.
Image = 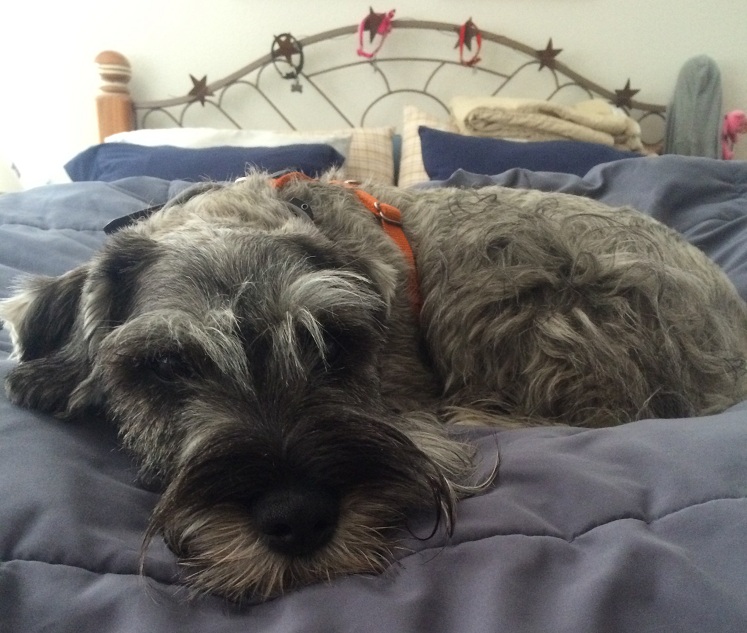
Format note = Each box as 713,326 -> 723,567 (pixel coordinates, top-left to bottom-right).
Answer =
2,18 -> 747,633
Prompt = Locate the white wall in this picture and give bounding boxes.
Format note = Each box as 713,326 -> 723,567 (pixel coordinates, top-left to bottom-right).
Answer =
2,0 -> 746,185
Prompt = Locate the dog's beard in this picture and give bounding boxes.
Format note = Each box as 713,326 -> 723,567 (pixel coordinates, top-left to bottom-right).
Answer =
152,492 -> 399,600
139,410 -> 476,601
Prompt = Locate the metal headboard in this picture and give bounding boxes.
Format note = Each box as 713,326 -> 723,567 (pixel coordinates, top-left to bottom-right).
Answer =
96,20 -> 666,146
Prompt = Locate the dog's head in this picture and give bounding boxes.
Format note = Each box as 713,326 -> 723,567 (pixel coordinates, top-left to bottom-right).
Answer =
1,175 -> 477,600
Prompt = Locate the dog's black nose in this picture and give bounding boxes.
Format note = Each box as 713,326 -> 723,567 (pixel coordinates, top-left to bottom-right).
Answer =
251,486 -> 340,557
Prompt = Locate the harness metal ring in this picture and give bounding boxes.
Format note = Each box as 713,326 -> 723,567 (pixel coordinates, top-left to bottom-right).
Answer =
374,200 -> 403,226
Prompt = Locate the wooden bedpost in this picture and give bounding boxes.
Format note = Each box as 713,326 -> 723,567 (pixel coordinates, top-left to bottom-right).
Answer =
95,51 -> 134,141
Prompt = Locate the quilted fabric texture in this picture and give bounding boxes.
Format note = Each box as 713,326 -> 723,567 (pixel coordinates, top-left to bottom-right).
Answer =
2,156 -> 747,631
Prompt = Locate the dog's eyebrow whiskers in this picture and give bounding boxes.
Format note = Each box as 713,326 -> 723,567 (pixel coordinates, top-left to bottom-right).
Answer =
274,310 -> 325,372
284,270 -> 383,311
109,311 -> 250,382
266,269 -> 385,372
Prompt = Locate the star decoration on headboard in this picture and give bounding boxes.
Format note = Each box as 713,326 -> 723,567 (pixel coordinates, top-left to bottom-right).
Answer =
271,33 -> 304,91
273,34 -> 301,65
536,39 -> 563,71
454,18 -> 482,67
188,75 -> 213,106
361,7 -> 387,42
456,18 -> 480,51
613,79 -> 640,109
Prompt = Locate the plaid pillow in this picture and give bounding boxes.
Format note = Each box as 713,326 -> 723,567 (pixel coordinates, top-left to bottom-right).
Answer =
344,127 -> 395,185
398,106 -> 458,187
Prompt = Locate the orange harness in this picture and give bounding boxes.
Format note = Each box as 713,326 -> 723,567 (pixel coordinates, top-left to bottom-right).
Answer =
272,172 -> 422,318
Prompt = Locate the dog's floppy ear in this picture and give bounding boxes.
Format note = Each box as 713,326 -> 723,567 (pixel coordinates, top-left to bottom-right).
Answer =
1,266 -> 93,414
2,266 -> 92,361
81,231 -> 161,346
2,231 -> 159,417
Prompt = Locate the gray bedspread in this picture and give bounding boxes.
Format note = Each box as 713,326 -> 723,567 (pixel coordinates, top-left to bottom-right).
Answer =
1,156 -> 747,632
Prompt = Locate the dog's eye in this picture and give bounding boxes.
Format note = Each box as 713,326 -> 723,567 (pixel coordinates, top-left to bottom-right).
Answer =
321,327 -> 355,368
145,352 -> 197,382
322,337 -> 342,367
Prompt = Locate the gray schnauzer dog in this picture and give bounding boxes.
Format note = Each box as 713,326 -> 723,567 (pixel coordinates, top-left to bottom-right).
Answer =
2,172 -> 747,600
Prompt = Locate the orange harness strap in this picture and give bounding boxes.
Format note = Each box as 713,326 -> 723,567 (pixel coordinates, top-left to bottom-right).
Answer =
271,172 -> 422,318
271,171 -> 313,189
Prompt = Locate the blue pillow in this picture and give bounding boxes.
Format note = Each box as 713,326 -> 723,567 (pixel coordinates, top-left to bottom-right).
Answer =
418,126 -> 642,180
65,142 -> 344,182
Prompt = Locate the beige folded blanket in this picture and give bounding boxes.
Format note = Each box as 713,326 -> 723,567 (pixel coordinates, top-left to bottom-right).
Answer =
451,97 -> 644,152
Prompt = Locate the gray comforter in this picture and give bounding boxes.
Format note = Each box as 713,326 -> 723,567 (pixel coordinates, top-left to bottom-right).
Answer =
1,156 -> 746,632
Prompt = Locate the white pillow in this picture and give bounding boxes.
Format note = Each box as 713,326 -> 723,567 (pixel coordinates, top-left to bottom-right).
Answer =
106,127 -> 348,152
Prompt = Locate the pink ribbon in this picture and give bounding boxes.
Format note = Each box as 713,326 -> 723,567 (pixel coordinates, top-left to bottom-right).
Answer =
357,9 -> 396,59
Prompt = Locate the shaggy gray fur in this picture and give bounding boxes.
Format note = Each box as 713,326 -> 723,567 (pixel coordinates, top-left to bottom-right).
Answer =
2,173 -> 746,600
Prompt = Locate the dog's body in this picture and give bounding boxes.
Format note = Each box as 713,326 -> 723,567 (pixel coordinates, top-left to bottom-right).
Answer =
3,173 -> 747,599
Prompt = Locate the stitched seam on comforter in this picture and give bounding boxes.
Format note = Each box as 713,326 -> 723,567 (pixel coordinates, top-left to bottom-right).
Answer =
3,495 -> 746,582
0,557 -> 178,586
567,493 -> 747,542
1,222 -> 104,232
412,493 -> 747,554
